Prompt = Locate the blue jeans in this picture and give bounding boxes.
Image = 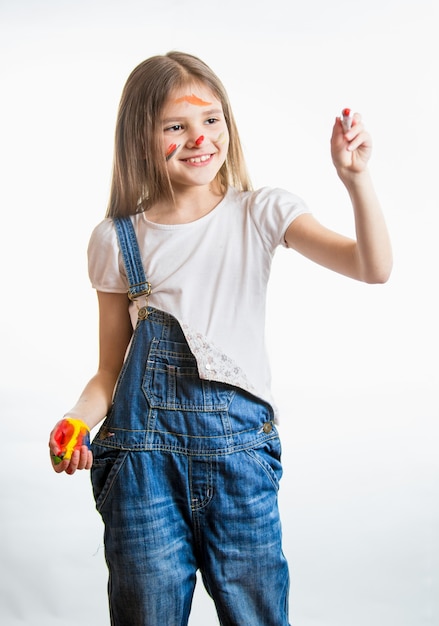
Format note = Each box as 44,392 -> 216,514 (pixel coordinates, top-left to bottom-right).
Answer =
91,309 -> 290,625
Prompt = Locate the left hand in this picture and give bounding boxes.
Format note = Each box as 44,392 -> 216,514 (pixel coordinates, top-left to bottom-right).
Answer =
331,112 -> 372,179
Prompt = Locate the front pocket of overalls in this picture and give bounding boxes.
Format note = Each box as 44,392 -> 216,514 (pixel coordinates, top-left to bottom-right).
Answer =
245,437 -> 283,492
143,338 -> 232,411
91,447 -> 129,513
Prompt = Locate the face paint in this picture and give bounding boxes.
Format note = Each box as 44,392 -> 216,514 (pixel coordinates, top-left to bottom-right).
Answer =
174,94 -> 212,106
215,132 -> 227,144
165,143 -> 180,161
52,418 -> 90,465
195,135 -> 204,146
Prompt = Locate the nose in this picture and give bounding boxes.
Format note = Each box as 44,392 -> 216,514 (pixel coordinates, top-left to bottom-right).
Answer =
186,134 -> 204,148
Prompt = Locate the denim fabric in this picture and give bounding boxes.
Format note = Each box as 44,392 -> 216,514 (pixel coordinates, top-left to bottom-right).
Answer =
91,309 -> 290,625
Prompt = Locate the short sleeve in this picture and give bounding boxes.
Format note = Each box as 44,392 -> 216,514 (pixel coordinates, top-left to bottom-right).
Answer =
248,187 -> 311,251
87,218 -> 128,293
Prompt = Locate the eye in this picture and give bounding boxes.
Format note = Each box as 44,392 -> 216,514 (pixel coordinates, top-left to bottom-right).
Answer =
205,117 -> 219,125
164,124 -> 183,132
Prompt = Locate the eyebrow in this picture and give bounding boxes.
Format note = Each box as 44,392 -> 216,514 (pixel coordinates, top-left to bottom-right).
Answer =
162,109 -> 224,124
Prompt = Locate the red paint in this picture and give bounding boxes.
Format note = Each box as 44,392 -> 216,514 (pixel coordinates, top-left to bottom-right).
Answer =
165,143 -> 180,161
54,419 -> 74,448
166,143 -> 177,157
342,108 -> 351,117
52,418 -> 90,464
195,135 -> 204,146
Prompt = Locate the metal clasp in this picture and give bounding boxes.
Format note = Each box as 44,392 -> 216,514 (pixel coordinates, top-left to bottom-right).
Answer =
127,281 -> 152,301
127,282 -> 152,320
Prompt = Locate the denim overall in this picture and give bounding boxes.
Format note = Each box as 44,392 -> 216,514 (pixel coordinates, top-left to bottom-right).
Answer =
91,217 -> 290,626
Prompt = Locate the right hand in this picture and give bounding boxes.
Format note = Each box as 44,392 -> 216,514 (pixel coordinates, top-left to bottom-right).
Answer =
49,420 -> 93,474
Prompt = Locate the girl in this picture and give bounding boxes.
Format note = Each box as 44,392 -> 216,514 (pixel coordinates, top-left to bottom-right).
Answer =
49,51 -> 392,625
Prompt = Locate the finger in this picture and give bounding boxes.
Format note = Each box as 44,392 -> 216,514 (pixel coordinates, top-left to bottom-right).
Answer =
50,451 -> 70,473
85,449 -> 93,470
65,449 -> 81,475
346,130 -> 371,152
48,426 -> 61,455
344,121 -> 365,142
49,438 -> 64,469
332,116 -> 345,137
350,112 -> 362,128
341,113 -> 363,141
76,445 -> 92,470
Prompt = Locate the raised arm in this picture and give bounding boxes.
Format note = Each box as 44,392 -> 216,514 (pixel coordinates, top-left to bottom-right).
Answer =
49,291 -> 133,474
285,113 -> 392,284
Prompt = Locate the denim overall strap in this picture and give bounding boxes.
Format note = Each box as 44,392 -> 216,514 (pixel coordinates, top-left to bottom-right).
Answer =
113,216 -> 151,301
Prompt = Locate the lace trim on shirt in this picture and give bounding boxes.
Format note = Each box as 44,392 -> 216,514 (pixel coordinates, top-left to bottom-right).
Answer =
181,323 -> 257,397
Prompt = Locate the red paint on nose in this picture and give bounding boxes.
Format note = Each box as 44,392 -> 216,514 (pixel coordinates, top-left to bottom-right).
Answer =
195,135 -> 204,146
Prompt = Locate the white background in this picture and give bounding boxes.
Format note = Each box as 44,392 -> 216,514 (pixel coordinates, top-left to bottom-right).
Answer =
1,0 -> 438,624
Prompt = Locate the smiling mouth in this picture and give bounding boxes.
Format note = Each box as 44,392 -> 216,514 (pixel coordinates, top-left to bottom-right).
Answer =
182,154 -> 213,164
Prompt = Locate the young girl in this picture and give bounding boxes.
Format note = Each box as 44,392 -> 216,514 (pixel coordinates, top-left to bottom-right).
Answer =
49,51 -> 392,625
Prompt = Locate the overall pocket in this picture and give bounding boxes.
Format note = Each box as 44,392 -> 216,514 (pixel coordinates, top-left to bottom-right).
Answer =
143,338 -> 233,412
244,437 -> 283,492
90,447 -> 129,512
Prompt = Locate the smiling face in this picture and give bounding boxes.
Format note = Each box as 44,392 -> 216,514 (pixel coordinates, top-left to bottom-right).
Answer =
161,84 -> 230,193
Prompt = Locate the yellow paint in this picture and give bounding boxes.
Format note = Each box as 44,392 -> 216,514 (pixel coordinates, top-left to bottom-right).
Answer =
64,418 -> 89,460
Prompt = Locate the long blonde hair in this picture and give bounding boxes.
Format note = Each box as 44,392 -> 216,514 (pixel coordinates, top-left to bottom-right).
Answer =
106,51 -> 252,217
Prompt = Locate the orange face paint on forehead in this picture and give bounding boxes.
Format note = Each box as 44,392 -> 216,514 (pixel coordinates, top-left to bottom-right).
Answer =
173,93 -> 213,106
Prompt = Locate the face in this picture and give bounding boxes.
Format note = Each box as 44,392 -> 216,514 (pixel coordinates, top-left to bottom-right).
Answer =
161,84 -> 229,192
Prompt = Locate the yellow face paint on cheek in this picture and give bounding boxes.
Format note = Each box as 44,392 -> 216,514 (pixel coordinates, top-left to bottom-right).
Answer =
216,132 -> 227,144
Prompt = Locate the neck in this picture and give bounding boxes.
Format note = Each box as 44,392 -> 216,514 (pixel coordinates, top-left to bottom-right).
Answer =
146,183 -> 225,225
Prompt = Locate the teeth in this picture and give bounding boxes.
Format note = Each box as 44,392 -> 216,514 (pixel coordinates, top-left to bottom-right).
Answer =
187,155 -> 211,164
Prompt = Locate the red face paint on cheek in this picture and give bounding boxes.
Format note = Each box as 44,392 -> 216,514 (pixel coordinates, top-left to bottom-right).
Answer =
165,143 -> 178,161
195,135 -> 204,146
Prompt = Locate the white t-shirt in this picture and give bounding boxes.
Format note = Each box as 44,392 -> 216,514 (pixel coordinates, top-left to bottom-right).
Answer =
88,186 -> 310,416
